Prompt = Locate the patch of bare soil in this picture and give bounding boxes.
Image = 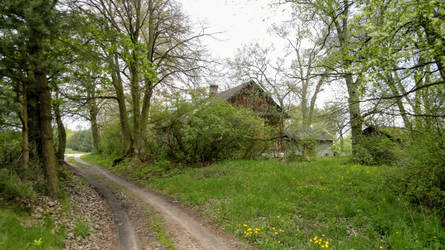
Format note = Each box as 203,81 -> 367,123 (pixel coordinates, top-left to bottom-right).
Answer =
31,172 -> 117,250
113,189 -> 170,250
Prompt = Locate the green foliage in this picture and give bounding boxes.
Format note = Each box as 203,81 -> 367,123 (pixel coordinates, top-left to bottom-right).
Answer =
355,135 -> 400,166
0,208 -> 65,250
119,158 -> 444,249
73,219 -> 90,238
148,93 -> 271,163
0,169 -> 35,201
98,119 -> 125,156
66,129 -> 93,153
391,129 -> 445,218
332,136 -> 352,156
0,131 -> 22,168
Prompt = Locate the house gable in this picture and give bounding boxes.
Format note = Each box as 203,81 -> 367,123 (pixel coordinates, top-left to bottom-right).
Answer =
217,81 -> 282,116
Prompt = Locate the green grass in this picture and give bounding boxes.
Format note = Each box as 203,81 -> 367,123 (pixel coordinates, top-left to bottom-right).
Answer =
81,154 -> 445,249
73,219 -> 90,238
82,153 -> 113,168
0,206 -> 66,249
147,210 -> 177,250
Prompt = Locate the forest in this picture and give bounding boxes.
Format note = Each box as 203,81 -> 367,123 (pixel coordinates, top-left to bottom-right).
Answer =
0,0 -> 444,249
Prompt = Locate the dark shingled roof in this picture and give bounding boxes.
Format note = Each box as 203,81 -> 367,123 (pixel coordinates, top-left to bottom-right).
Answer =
217,82 -> 251,100
217,81 -> 281,110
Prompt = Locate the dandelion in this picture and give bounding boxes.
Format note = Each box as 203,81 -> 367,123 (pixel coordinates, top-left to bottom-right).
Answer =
243,224 -> 247,227
277,215 -> 280,218
380,246 -> 383,249
278,240 -> 281,244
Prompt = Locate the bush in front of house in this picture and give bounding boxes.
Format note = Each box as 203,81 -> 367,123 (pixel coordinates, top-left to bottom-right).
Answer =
355,133 -> 401,166
390,128 -> 445,218
148,93 -> 271,164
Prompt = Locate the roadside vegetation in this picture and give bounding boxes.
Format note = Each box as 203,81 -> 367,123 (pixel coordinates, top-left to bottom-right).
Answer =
0,0 -> 444,249
82,154 -> 444,249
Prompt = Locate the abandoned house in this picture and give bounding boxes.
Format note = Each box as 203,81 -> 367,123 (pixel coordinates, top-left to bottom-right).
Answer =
210,80 -> 284,125
211,81 -> 334,156
284,128 -> 334,157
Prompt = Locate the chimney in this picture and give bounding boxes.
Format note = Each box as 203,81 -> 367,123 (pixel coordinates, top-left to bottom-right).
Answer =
209,84 -> 218,96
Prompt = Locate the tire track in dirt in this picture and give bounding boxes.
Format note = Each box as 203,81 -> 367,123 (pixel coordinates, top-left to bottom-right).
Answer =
72,156 -> 249,250
65,157 -> 139,250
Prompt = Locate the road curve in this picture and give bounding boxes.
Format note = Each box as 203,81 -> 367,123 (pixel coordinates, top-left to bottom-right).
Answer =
71,155 -> 247,250
65,156 -> 140,250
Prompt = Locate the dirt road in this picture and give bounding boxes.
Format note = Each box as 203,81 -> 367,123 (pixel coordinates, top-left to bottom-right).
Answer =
66,155 -> 248,250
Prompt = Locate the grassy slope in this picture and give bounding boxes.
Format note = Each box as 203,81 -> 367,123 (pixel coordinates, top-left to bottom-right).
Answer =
0,205 -> 65,249
82,154 -> 444,249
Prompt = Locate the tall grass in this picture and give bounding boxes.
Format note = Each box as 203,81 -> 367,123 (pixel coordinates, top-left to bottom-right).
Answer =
82,155 -> 444,249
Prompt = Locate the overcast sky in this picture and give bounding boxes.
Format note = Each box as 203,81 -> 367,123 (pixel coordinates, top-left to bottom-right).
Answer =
180,0 -> 291,59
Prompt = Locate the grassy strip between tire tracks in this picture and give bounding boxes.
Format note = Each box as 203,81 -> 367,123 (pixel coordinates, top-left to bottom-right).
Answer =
82,154 -> 444,249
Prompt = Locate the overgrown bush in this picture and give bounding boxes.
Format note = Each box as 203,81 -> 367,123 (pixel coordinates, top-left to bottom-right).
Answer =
0,169 -> 35,201
66,129 -> 93,152
148,94 -> 272,163
392,129 -> 445,218
0,131 -> 22,168
355,134 -> 401,166
98,119 -> 125,155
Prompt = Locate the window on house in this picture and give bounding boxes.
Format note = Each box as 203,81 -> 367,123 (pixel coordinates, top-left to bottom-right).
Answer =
246,98 -> 253,105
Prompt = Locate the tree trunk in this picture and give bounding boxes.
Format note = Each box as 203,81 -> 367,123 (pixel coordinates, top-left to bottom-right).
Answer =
346,74 -> 362,157
27,85 -> 42,159
130,54 -> 142,155
21,83 -> 30,179
139,82 -> 154,152
31,36 -> 59,198
333,1 -> 362,159
110,54 -> 132,154
54,93 -> 66,163
89,99 -> 100,152
37,70 -> 59,198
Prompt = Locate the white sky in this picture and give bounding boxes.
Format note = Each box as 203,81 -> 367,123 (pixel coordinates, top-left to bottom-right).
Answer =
180,0 -> 290,59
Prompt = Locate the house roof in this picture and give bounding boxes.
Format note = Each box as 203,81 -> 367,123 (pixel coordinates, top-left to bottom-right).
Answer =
217,82 -> 251,100
217,81 -> 282,110
285,128 -> 334,142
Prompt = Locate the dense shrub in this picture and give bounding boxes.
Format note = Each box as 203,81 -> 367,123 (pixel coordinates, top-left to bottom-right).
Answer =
392,129 -> 445,217
0,131 -> 22,168
98,119 -> 125,155
0,169 -> 35,201
148,94 -> 272,163
355,134 -> 401,166
66,129 -> 93,152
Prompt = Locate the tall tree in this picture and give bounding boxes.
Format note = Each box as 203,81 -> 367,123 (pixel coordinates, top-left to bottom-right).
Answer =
285,0 -> 364,157
0,0 -> 75,197
75,0 -> 207,157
